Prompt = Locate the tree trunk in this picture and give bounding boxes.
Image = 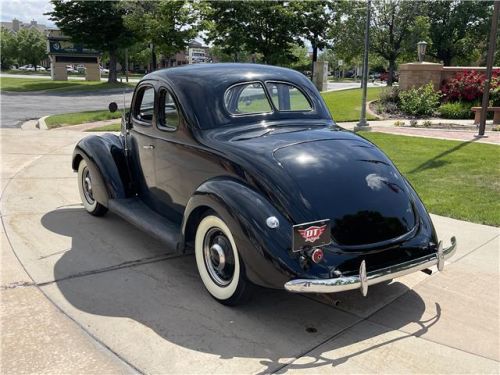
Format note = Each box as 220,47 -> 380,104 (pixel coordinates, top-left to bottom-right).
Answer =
108,49 -> 118,83
387,59 -> 396,87
311,42 -> 317,81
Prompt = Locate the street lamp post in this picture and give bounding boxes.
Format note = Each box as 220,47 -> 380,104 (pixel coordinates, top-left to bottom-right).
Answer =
354,0 -> 371,131
478,1 -> 500,137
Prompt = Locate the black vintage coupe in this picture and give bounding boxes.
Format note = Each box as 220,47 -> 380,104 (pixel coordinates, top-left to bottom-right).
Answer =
73,64 -> 456,305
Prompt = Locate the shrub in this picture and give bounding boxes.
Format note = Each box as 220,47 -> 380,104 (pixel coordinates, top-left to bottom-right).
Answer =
438,101 -> 474,119
409,119 -> 418,127
422,120 -> 432,127
441,70 -> 500,103
393,120 -> 405,127
399,83 -> 441,116
379,87 -> 400,104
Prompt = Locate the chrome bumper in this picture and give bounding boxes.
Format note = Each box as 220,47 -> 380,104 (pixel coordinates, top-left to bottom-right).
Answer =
284,237 -> 457,296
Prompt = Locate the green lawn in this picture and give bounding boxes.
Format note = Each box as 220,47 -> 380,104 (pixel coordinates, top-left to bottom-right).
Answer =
45,110 -> 122,129
0,77 -> 134,92
321,87 -> 382,122
362,132 -> 499,226
85,123 -> 121,132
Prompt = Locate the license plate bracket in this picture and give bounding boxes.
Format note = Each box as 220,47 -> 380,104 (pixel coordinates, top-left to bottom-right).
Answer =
292,219 -> 331,252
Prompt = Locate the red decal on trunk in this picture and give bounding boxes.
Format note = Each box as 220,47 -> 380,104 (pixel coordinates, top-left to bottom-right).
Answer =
298,225 -> 327,243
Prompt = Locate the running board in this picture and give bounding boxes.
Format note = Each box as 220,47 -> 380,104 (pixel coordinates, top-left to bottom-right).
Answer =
108,198 -> 181,251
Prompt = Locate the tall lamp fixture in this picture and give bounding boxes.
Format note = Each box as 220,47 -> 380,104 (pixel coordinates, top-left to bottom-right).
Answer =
355,0 -> 371,131
478,1 -> 500,137
417,41 -> 428,63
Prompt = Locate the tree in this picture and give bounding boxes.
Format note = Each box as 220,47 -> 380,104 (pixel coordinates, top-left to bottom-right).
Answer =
122,1 -> 199,69
15,28 -> 47,71
0,28 -> 17,70
202,1 -> 250,61
329,1 -> 365,69
203,1 -> 299,65
291,1 -> 336,71
424,1 -> 493,66
370,0 -> 422,85
47,0 -> 135,82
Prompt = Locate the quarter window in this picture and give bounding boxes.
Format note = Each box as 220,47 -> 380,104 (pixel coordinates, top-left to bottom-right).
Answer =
159,89 -> 179,129
224,82 -> 272,115
266,82 -> 312,111
134,86 -> 155,124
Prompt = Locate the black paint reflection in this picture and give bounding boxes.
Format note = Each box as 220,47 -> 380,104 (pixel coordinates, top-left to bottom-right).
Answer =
332,210 -> 409,246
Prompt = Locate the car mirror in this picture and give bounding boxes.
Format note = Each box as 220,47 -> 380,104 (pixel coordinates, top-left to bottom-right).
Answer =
108,102 -> 118,113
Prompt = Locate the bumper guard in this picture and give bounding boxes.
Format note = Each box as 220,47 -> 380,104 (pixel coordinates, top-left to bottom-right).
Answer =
284,237 -> 457,296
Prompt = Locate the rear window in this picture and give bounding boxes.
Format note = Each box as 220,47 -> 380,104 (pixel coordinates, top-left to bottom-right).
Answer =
266,82 -> 312,111
224,82 -> 272,115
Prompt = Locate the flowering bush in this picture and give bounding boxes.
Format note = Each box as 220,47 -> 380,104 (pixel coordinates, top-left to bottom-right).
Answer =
441,70 -> 500,103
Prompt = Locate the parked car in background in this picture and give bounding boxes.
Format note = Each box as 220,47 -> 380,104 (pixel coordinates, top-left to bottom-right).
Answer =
100,66 -> 109,74
73,64 -> 456,306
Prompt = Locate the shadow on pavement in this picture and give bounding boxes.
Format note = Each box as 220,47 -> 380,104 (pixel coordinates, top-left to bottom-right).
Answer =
42,208 -> 439,373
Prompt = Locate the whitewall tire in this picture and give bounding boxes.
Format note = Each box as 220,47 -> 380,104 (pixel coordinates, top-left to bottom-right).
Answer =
77,159 -> 108,217
195,214 -> 251,305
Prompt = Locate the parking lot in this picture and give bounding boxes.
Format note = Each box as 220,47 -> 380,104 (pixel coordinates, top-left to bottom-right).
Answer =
1,126 -> 498,374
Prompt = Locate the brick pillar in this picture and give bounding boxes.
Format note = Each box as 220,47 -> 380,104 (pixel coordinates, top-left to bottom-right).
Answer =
399,62 -> 443,91
313,61 -> 328,91
84,63 -> 101,81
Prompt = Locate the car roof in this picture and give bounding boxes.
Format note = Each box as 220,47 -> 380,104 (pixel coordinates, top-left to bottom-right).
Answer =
141,63 -> 332,129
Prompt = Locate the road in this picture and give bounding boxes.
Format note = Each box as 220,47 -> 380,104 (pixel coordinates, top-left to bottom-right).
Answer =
1,89 -> 134,128
325,81 -> 386,91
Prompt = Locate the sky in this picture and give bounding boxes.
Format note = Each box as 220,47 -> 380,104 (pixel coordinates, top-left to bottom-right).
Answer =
1,0 -> 55,27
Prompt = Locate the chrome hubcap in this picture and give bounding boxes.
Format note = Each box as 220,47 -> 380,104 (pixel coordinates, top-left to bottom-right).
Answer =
203,227 -> 235,286
82,167 -> 95,204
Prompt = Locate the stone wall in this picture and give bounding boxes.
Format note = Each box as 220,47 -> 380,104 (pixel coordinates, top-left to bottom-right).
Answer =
399,63 -> 497,91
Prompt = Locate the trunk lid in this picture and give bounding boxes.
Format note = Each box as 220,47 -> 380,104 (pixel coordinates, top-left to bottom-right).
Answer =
273,138 -> 417,247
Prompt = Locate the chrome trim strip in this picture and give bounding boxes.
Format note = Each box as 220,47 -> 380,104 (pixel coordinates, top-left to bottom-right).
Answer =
284,236 -> 457,295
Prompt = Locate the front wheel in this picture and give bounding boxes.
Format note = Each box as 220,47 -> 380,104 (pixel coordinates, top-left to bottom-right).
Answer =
195,214 -> 252,306
77,159 -> 108,217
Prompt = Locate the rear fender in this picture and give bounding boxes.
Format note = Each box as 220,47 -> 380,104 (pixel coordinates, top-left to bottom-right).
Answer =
72,134 -> 128,206
182,177 -> 302,289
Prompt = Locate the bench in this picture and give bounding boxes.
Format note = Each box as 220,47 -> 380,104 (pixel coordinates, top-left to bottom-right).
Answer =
471,107 -> 500,125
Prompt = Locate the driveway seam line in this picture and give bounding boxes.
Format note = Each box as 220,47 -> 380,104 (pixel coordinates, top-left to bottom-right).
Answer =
37,253 -> 190,287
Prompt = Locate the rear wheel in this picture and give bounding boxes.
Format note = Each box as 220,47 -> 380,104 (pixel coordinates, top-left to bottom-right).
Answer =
195,214 -> 252,305
77,159 -> 108,217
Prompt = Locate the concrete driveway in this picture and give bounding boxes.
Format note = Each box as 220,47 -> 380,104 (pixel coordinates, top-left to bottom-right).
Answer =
1,127 -> 499,374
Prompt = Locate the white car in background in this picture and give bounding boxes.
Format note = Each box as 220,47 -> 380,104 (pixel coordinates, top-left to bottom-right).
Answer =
19,64 -> 46,71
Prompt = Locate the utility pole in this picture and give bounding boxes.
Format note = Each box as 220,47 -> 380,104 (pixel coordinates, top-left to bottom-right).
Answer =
125,48 -> 129,83
478,1 -> 500,137
354,0 -> 371,131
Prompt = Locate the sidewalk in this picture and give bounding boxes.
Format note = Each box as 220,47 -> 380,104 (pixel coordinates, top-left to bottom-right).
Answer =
339,119 -> 500,145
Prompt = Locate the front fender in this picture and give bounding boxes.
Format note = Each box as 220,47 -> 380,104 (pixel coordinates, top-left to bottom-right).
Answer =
72,133 -> 128,206
182,177 -> 304,289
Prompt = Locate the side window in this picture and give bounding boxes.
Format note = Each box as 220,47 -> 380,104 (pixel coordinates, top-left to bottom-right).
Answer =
266,82 -> 312,111
158,89 -> 179,130
224,82 -> 272,115
133,86 -> 155,125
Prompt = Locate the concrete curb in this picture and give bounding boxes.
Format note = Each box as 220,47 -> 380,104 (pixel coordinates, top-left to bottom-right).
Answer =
37,116 -> 49,130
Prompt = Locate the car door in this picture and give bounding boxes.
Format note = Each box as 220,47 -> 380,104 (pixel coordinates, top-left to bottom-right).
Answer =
129,82 -> 157,206
150,86 -> 185,223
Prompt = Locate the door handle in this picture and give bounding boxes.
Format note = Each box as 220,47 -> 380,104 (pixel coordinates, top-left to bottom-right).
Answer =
143,145 -> 155,150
